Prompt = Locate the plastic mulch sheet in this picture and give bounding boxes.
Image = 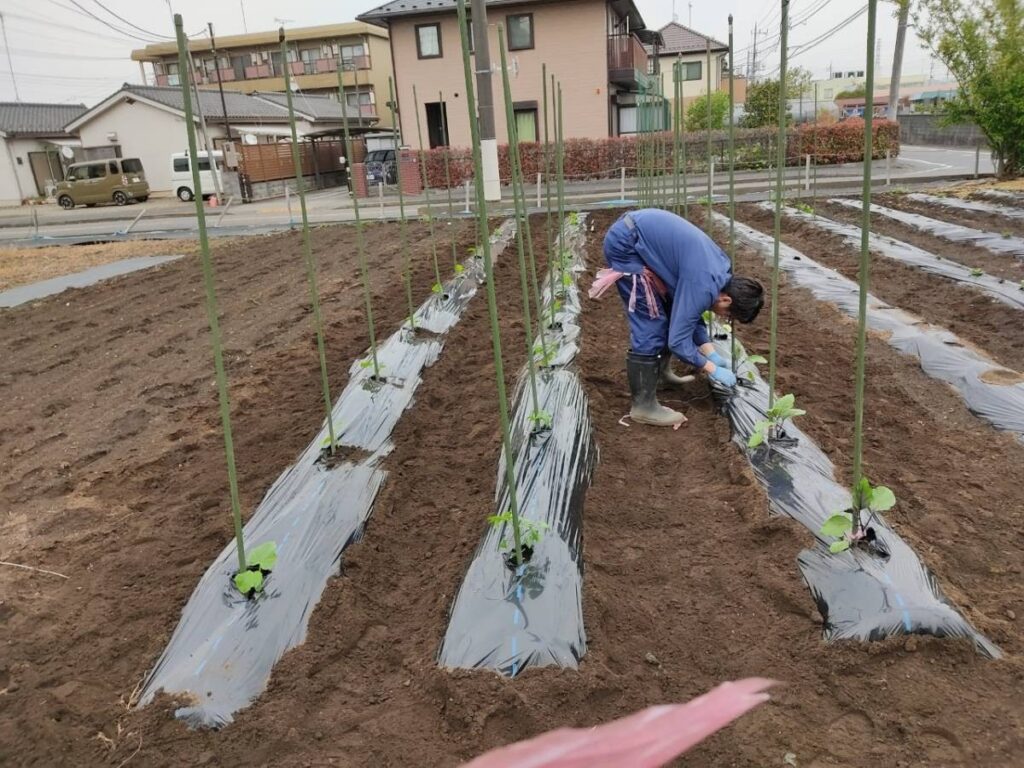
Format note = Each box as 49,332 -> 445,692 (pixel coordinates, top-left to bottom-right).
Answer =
975,189 -> 1024,206
712,335 -> 1000,658
906,192 -> 1024,221
768,202 -> 1024,310
830,198 -> 1024,259
719,213 -> 1024,442
438,215 -> 597,675
138,221 -> 517,728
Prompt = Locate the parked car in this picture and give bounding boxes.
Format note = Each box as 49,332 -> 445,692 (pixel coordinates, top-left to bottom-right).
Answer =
55,158 -> 149,209
364,148 -> 397,185
170,151 -> 224,202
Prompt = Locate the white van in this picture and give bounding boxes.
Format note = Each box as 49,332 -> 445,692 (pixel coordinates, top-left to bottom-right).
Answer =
170,151 -> 223,202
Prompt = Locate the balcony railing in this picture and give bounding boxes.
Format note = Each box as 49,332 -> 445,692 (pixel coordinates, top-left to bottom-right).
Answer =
607,32 -> 649,74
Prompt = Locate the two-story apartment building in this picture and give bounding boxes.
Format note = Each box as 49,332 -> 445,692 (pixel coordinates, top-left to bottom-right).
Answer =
130,22 -> 393,127
357,0 -> 663,147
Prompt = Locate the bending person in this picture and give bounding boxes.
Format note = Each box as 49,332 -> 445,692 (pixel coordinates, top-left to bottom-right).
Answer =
591,209 -> 765,427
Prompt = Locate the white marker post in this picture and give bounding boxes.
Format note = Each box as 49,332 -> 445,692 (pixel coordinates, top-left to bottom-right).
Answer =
805,154 -> 811,191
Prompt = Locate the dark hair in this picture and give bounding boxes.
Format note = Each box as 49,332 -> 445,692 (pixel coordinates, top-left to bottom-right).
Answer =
723,276 -> 765,324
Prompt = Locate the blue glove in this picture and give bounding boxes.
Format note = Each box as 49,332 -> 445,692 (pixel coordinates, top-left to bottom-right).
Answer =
709,364 -> 737,388
708,351 -> 727,368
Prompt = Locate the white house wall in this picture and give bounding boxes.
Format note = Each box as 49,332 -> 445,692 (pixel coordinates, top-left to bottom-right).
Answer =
76,99 -> 226,195
657,52 -> 724,103
1,138 -> 57,207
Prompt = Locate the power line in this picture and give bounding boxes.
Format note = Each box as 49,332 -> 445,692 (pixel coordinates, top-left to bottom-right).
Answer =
3,47 -> 128,61
3,8 -> 147,44
64,0 -> 166,42
87,0 -> 175,40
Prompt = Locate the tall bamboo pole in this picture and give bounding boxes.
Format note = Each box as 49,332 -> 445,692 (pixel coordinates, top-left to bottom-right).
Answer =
388,76 -> 417,330
767,0 -> 789,411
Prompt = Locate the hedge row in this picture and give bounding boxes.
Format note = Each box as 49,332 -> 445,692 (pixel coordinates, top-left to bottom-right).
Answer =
419,120 -> 900,188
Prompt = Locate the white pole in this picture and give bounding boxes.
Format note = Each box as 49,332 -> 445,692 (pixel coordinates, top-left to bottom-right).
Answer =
804,154 -> 811,191
620,166 -> 625,200
32,207 -> 39,239
709,158 -> 715,198
379,180 -> 385,217
536,172 -> 542,209
886,150 -> 892,186
120,207 -> 148,235
285,184 -> 294,229
464,180 -> 471,214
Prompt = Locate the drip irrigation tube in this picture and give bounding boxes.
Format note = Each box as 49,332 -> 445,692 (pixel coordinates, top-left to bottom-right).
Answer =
768,203 -> 1024,310
138,221 -> 516,728
712,334 -> 999,657
439,214 -> 596,675
718,212 -> 1024,442
830,198 -> 1024,259
905,193 -> 1024,221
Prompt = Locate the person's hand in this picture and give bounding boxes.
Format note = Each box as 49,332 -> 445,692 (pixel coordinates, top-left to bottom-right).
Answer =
707,351 -> 727,368
709,364 -> 737,388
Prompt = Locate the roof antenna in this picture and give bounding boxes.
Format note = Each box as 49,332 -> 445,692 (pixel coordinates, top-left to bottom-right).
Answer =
672,0 -> 678,23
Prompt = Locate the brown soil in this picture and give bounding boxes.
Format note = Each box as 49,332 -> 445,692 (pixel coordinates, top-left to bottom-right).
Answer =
816,199 -> 1024,285
738,203 -> 1024,373
2,210 -> 1022,768
875,193 -> 1024,239
0,238 -> 202,292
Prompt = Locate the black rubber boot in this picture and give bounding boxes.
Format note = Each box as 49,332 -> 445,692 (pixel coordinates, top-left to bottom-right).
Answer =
627,351 -> 685,426
659,351 -> 695,386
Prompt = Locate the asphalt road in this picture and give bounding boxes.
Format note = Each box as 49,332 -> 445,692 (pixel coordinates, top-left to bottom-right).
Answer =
0,145 -> 995,246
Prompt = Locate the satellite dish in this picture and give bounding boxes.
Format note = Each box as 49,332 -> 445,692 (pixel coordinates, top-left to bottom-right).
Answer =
60,146 -> 75,160
243,133 -> 258,145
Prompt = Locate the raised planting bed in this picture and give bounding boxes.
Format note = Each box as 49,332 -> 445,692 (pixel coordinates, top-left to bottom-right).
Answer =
830,198 -> 1024,259
719,213 -> 1024,441
137,221 -> 516,727
439,214 -> 596,674
738,203 -> 1024,375
768,203 -> 1024,310
906,193 -> 1024,222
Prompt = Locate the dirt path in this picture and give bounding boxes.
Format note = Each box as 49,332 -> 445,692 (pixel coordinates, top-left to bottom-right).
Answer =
815,199 -> 1024,284
738,203 -> 1024,373
0,238 -> 202,292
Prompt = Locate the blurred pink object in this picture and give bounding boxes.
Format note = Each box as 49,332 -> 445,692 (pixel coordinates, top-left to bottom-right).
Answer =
460,678 -> 774,768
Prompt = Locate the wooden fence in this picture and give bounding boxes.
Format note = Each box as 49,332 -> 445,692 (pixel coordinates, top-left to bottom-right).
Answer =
237,139 -> 354,183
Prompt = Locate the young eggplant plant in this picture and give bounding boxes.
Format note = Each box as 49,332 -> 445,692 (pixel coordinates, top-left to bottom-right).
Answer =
820,479 -> 896,553
747,393 -> 805,448
488,510 -> 549,568
233,541 -> 279,597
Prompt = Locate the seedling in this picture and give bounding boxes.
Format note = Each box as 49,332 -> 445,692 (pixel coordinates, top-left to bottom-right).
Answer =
359,359 -> 387,371
489,509 -> 549,567
533,341 -> 557,366
561,272 -> 574,287
747,393 -> 805,448
742,353 -> 767,382
820,479 -> 896,553
970,267 -> 983,277
233,541 -> 278,598
528,409 -> 553,430
1002,231 -> 1012,239
794,202 -> 814,215
454,263 -> 465,275
568,211 -> 579,226
432,282 -> 444,294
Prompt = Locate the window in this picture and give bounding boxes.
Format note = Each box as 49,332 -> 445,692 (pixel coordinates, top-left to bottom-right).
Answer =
340,43 -> 366,65
417,23 -> 442,59
122,159 -> 143,174
513,106 -> 537,142
507,13 -> 534,50
108,161 -> 119,174
173,157 -> 189,172
680,61 -> 702,81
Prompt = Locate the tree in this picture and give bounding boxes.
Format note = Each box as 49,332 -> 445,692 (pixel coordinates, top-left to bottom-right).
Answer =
916,0 -> 1024,177
686,91 -> 732,131
836,84 -> 868,100
787,66 -> 814,100
740,79 -> 791,128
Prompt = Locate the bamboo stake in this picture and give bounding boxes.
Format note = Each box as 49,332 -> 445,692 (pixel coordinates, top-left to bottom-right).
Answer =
768,0 -> 789,411
412,85 -> 444,293
388,76 -> 416,330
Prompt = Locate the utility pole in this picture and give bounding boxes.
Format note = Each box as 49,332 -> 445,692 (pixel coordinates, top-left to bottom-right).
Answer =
208,23 -> 233,142
0,14 -> 20,102
470,0 -> 500,201
239,1 -> 248,33
887,0 -> 910,120
751,23 -> 758,84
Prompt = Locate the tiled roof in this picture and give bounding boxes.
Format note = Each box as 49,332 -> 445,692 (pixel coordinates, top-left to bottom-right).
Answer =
359,0 -> 542,24
0,102 -> 86,137
122,85 -> 293,121
656,22 -> 728,55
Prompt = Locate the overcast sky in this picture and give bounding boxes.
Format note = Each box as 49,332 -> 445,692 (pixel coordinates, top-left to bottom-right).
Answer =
1,0 -> 951,105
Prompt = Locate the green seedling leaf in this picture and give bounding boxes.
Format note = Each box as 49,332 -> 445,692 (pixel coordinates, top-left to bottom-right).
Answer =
747,420 -> 769,448
970,268 -> 983,277
529,410 -> 553,429
561,272 -> 573,287
454,263 -> 465,275
701,310 -> 714,325
320,434 -> 335,449
746,371 -> 756,382
820,512 -> 853,538
431,282 -> 443,294
829,540 -> 851,553
247,541 -> 278,572
746,354 -> 767,366
553,299 -> 563,311
855,476 -> 872,509
869,486 -> 896,513
234,569 -> 264,596
787,408 -> 807,418
359,359 -> 386,371
1003,231 -> 1012,239
773,393 -> 796,413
